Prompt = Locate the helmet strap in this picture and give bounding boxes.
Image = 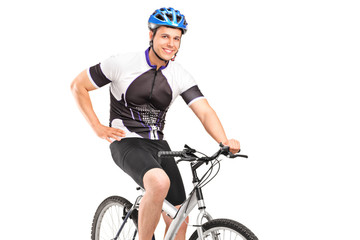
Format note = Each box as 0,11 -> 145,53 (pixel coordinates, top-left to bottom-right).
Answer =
150,41 -> 168,63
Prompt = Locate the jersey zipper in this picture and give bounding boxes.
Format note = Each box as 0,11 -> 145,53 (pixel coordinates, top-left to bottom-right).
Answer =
149,69 -> 159,140
149,69 -> 158,100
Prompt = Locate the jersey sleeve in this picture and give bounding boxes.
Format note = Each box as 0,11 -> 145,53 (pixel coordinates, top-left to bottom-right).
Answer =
176,65 -> 205,106
181,85 -> 204,105
87,55 -> 120,88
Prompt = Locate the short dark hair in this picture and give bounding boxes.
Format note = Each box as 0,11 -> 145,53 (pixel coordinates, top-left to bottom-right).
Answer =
150,26 -> 184,38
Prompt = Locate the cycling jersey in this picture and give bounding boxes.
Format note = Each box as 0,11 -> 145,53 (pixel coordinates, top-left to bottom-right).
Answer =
88,48 -> 205,140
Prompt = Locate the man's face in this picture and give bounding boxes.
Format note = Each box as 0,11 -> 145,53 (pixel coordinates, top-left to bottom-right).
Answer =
150,26 -> 182,61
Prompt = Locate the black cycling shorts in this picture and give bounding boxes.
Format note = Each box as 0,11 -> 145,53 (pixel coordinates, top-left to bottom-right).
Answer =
110,138 -> 186,206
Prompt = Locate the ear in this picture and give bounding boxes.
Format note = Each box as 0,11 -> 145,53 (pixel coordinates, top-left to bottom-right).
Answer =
149,30 -> 154,41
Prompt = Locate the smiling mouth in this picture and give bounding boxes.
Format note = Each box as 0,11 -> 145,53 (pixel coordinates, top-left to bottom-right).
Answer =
163,48 -> 174,54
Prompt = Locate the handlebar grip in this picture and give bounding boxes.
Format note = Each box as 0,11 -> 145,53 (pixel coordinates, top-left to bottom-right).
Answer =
158,151 -> 185,158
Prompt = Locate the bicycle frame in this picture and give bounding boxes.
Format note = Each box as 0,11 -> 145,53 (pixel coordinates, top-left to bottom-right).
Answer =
115,157 -> 215,240
162,184 -> 213,240
163,158 -> 214,240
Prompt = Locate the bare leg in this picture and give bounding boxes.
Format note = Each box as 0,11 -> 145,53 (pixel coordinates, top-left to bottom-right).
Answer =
138,168 -> 170,240
162,206 -> 189,240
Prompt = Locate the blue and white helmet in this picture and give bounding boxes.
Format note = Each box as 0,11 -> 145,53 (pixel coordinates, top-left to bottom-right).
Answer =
148,7 -> 188,34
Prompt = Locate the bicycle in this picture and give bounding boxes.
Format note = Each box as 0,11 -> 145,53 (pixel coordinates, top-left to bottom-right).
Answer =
91,143 -> 258,240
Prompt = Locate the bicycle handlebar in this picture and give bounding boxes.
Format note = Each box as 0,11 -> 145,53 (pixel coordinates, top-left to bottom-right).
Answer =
158,143 -> 248,162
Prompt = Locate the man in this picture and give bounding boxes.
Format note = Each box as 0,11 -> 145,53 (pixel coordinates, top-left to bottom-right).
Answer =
71,7 -> 240,240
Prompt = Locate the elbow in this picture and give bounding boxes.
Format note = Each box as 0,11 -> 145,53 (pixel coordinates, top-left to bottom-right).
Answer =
70,72 -> 85,95
70,78 -> 85,97
71,70 -> 95,95
70,80 -> 78,95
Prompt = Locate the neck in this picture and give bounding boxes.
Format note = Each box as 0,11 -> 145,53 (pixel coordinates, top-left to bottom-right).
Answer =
149,47 -> 168,70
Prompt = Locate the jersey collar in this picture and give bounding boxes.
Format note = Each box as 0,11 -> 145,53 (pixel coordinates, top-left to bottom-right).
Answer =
145,48 -> 168,70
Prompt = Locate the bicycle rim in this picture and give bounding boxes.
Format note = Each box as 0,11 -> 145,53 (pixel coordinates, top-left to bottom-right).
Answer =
189,219 -> 258,240
202,226 -> 248,240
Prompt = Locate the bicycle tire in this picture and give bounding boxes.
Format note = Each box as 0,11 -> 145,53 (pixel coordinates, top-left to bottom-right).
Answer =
189,218 -> 258,240
91,195 -> 138,240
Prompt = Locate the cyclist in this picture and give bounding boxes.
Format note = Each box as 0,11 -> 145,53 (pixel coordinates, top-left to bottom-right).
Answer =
71,7 -> 240,240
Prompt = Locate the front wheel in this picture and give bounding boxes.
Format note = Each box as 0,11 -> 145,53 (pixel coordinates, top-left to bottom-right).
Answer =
189,218 -> 258,240
91,196 -> 138,240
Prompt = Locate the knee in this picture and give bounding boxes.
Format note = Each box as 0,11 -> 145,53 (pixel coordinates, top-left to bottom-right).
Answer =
143,169 -> 170,201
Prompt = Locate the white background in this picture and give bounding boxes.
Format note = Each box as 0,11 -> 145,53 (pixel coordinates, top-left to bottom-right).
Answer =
1,0 -> 359,239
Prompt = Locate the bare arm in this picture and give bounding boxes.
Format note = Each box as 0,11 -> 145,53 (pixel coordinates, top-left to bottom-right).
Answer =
189,98 -> 240,153
70,70 -> 125,142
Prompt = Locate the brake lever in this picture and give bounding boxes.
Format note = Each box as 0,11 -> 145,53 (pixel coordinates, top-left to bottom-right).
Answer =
222,150 -> 248,159
184,144 -> 196,154
229,153 -> 249,159
176,156 -> 197,164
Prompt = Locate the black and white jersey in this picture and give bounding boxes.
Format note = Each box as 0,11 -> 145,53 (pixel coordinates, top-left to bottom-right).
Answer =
88,48 -> 205,140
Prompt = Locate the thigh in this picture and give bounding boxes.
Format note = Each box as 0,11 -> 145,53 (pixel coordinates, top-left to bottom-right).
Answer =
110,138 -> 186,205
158,142 -> 186,206
110,139 -> 162,188
161,158 -> 186,205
